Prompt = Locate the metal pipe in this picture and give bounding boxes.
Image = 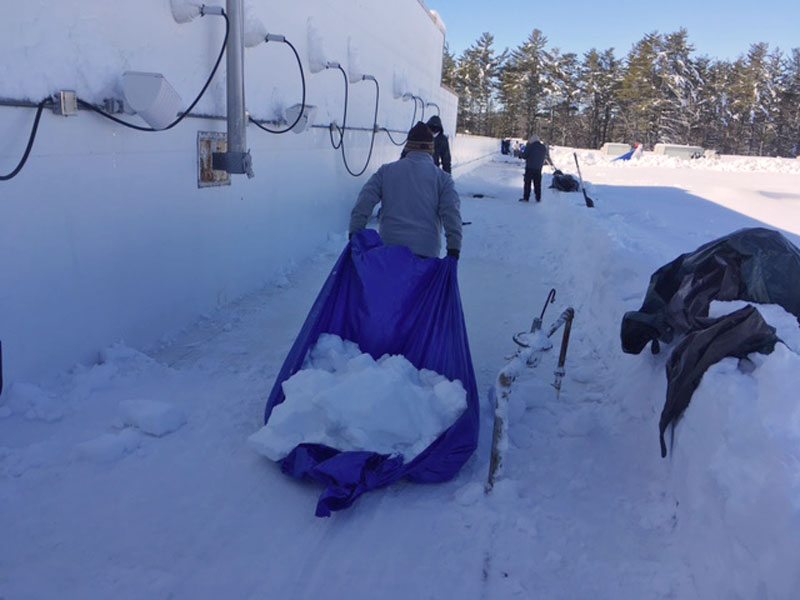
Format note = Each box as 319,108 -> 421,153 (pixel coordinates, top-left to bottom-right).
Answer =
311,124 -> 405,134
0,98 -> 409,134
219,0 -> 253,176
0,98 -> 42,109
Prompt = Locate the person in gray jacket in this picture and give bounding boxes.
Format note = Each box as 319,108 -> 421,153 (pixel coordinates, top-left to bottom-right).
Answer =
349,122 -> 462,259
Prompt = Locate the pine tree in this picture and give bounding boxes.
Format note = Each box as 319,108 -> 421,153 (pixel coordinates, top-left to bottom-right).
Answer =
441,42 -> 457,90
542,49 -> 580,145
452,33 -> 505,135
498,29 -> 549,138
579,48 -> 622,147
775,48 -> 800,156
728,43 -> 781,155
692,57 -> 729,151
656,29 -> 702,143
619,33 -> 663,147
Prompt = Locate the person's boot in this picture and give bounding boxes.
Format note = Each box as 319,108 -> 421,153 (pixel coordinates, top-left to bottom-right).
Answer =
518,197 -> 529,202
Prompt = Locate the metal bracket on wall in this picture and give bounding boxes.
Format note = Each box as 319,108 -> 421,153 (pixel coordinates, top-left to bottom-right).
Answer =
52,90 -> 78,116
198,131 -> 231,188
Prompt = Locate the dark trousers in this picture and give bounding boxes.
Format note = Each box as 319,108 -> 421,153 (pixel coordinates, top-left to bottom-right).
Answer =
524,167 -> 543,201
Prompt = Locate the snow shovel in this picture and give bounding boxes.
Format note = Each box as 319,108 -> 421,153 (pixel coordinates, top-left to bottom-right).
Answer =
573,153 -> 595,208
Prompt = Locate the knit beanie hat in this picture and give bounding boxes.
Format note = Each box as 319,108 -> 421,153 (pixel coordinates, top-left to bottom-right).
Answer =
404,121 -> 434,154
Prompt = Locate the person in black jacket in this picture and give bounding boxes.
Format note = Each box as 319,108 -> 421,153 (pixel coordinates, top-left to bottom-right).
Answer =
426,115 -> 452,174
519,135 -> 553,202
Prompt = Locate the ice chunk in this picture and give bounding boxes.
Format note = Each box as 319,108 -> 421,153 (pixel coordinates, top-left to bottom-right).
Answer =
119,399 -> 187,437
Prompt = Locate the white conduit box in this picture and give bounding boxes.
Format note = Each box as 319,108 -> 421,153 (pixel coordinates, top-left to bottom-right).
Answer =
283,103 -> 317,133
601,142 -> 631,156
653,143 -> 705,160
121,71 -> 183,130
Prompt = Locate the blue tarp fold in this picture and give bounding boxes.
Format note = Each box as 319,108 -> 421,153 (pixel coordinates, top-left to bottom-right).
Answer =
264,230 -> 480,516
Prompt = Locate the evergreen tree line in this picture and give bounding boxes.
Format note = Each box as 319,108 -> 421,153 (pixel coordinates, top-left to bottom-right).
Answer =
442,29 -> 800,157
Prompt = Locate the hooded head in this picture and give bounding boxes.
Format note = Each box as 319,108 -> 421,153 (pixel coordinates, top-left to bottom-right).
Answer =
403,121 -> 435,155
529,135 -> 540,145
426,115 -> 444,135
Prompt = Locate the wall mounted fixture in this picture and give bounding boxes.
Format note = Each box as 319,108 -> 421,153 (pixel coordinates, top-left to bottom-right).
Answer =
170,0 -> 224,23
121,72 -> 183,130
283,103 -> 317,133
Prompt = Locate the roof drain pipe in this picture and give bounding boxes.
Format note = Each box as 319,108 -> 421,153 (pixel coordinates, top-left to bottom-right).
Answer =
213,0 -> 254,177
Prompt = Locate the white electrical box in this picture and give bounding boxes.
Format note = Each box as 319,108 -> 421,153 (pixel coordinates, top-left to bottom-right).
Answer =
653,143 -> 705,160
601,142 -> 631,156
122,71 -> 183,130
283,104 -> 317,134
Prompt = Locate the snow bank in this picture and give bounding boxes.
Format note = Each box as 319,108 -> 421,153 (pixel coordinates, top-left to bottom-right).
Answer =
0,382 -> 64,422
670,302 -> 800,598
249,334 -> 466,461
549,146 -> 800,175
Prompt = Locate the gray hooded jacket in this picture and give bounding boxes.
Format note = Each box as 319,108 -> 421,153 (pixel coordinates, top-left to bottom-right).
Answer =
349,151 -> 462,258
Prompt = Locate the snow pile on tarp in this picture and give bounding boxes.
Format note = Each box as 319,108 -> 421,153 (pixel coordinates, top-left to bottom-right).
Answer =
670,300 -> 800,598
257,230 -> 479,517
249,334 -> 467,461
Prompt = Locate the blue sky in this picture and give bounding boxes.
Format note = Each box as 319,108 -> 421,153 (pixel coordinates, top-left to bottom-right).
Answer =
428,0 -> 800,61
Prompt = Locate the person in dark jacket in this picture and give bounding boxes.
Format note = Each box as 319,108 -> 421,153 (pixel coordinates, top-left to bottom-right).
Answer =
519,135 -> 553,202
426,115 -> 452,174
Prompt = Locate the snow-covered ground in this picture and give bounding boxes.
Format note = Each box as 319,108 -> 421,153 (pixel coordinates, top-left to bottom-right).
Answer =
2,153 -> 800,599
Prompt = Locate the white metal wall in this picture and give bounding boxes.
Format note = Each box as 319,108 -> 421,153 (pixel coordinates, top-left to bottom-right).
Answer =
0,1 -> 474,384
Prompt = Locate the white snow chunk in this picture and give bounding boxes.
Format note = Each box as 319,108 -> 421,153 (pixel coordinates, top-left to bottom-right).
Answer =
3,382 -> 64,422
76,429 -> 142,463
119,399 -> 187,437
248,334 -> 467,462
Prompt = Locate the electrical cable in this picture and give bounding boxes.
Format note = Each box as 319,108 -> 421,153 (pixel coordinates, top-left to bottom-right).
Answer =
249,37 -> 306,134
76,11 -> 230,132
414,95 -> 425,122
380,94 -> 418,146
339,76 -> 379,177
0,98 -> 52,182
328,65 -> 348,150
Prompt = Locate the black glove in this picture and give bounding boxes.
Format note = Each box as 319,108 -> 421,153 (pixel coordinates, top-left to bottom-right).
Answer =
447,248 -> 460,260
348,232 -> 354,241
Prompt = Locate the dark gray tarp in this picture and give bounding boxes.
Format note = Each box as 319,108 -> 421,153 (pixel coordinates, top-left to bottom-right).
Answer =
622,227 -> 800,355
620,227 -> 800,456
549,170 -> 579,192
660,305 -> 777,457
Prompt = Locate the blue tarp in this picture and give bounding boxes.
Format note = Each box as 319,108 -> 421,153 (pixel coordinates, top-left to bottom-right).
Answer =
264,230 -> 480,517
612,148 -> 636,161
